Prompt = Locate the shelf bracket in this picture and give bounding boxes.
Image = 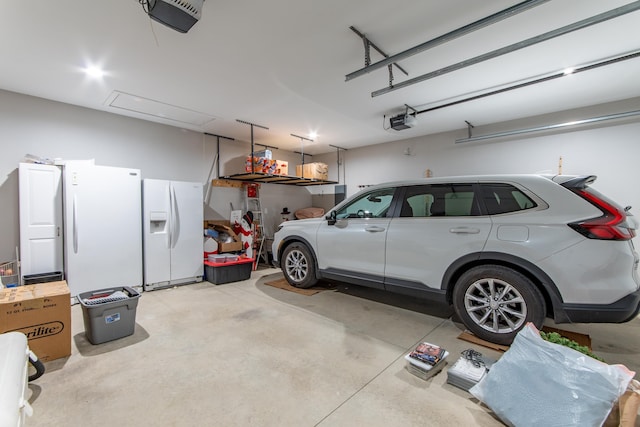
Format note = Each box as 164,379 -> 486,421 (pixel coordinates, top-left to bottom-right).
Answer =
329,144 -> 347,184
465,121 -> 475,139
237,119 -> 269,173
291,133 -> 314,178
349,26 -> 408,81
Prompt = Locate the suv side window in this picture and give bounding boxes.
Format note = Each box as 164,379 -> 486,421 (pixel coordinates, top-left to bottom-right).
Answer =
401,184 -> 481,217
335,188 -> 395,219
480,183 -> 537,214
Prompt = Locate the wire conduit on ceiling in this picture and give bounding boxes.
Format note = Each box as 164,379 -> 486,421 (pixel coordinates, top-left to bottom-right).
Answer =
371,1 -> 640,97
454,110 -> 640,144
345,0 -> 551,81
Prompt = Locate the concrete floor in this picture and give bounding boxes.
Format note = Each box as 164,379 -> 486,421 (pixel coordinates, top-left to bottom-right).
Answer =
27,267 -> 640,427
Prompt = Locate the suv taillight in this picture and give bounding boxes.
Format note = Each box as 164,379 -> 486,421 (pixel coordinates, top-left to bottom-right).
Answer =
569,189 -> 636,241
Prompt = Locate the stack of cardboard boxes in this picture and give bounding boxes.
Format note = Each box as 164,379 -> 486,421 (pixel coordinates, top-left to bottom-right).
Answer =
242,149 -> 329,180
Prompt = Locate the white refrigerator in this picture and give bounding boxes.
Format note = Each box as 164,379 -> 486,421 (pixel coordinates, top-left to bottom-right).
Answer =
63,163 -> 143,296
142,179 -> 203,291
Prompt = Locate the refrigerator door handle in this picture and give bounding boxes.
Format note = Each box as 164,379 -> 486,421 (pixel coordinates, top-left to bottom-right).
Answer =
168,184 -> 173,248
72,195 -> 79,253
170,185 -> 180,248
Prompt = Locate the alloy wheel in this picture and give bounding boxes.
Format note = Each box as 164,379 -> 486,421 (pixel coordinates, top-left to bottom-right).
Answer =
285,248 -> 308,283
463,277 -> 527,334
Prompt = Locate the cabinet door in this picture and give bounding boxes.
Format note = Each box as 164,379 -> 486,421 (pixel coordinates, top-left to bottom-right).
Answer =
19,163 -> 63,276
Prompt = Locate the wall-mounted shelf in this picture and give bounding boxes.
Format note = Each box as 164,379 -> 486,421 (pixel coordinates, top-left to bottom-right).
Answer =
221,172 -> 337,186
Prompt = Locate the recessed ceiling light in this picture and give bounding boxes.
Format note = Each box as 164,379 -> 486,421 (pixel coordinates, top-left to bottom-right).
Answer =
563,67 -> 575,76
84,66 -> 105,79
308,131 -> 318,140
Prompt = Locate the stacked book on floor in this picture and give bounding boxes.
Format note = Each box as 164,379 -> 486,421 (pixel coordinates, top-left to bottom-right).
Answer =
404,342 -> 449,380
446,349 -> 497,391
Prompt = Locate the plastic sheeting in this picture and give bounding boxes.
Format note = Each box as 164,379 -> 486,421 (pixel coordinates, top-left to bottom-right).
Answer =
470,323 -> 635,427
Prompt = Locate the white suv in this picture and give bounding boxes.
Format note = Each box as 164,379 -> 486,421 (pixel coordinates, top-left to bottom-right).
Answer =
272,174 -> 640,344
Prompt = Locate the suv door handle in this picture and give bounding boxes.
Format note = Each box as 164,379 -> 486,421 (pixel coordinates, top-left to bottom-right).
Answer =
365,226 -> 386,233
450,227 -> 480,234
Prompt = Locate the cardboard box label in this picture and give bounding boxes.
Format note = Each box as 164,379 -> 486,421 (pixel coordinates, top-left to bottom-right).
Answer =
15,298 -> 44,311
106,313 -> 121,324
9,321 -> 66,340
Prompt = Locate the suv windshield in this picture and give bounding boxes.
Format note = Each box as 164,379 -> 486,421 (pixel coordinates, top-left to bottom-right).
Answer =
335,188 -> 394,219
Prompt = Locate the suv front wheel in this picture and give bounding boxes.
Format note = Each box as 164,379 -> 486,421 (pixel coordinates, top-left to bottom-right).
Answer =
281,242 -> 318,289
452,265 -> 545,345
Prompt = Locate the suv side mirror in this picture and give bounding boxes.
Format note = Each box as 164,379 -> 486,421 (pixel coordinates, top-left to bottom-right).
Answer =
326,210 -> 337,226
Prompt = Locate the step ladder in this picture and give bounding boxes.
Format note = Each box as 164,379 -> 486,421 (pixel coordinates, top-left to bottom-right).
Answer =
245,183 -> 269,269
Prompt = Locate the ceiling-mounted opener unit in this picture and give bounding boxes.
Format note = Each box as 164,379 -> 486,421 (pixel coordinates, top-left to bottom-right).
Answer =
390,105 -> 417,131
143,0 -> 204,33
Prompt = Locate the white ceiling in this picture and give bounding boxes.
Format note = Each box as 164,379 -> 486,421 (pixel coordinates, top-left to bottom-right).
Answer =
1,0 -> 639,154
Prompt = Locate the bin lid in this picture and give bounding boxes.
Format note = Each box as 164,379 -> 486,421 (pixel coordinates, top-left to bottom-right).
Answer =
82,290 -> 130,305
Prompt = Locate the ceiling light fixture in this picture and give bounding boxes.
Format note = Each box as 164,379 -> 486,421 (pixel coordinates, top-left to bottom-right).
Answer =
83,66 -> 105,79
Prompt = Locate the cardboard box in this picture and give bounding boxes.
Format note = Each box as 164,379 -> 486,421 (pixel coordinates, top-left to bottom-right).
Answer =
245,156 -> 277,174
296,162 -> 328,180
245,157 -> 263,173
275,160 -> 288,176
0,281 -> 71,362
209,224 -> 243,253
204,219 -> 231,229
252,149 -> 272,160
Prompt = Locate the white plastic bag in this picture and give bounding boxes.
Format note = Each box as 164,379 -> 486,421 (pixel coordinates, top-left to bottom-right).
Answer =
469,323 -> 635,427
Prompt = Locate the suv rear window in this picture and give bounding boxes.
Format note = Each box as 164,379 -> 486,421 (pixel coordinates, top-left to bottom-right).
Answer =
480,183 -> 536,215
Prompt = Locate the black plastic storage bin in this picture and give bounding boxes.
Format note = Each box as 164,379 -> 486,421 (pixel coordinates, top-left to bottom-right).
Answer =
204,258 -> 253,285
22,271 -> 63,285
78,286 -> 141,344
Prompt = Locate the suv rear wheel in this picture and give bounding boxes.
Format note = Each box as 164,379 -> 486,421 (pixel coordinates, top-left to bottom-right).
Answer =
452,265 -> 545,345
281,243 -> 318,289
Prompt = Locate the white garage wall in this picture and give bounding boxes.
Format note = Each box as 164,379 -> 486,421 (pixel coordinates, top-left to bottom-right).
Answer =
0,90 -> 311,261
2,89 -> 639,262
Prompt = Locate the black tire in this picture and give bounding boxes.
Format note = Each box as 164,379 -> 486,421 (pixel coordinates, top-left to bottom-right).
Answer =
452,265 -> 545,345
281,243 -> 318,289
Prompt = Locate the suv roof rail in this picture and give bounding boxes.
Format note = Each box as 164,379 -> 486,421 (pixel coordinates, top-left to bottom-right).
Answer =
559,175 -> 597,189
